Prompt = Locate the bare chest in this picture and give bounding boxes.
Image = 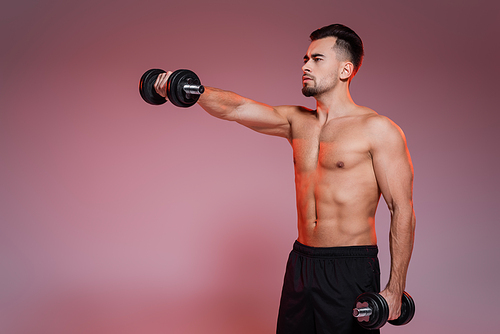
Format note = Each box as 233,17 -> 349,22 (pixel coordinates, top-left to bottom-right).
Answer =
291,118 -> 371,171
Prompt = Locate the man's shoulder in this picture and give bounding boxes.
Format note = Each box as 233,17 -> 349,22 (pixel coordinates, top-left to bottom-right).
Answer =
273,105 -> 317,126
361,111 -> 402,135
361,112 -> 407,150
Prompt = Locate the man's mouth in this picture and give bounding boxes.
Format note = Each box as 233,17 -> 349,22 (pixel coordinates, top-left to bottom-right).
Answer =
302,75 -> 313,82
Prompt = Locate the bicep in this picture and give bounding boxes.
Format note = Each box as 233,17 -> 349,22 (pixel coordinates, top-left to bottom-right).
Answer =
371,120 -> 414,211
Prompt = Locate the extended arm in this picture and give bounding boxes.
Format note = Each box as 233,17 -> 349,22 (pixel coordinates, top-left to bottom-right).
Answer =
370,116 -> 416,320
197,87 -> 292,138
154,72 -> 291,139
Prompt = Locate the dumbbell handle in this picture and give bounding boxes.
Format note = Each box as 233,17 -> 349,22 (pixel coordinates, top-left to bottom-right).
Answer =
183,84 -> 205,95
353,307 -> 373,318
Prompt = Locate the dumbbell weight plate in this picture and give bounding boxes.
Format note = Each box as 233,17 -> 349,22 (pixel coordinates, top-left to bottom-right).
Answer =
139,69 -> 168,105
388,291 -> 415,326
167,69 -> 202,108
355,292 -> 389,330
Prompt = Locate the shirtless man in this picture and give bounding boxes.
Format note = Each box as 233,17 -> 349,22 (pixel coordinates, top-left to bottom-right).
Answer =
155,24 -> 415,334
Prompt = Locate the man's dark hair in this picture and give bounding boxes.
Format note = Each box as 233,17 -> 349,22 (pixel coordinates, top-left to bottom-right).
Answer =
310,24 -> 364,76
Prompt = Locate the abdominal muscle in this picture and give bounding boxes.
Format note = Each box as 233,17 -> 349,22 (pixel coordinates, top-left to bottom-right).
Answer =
294,166 -> 380,248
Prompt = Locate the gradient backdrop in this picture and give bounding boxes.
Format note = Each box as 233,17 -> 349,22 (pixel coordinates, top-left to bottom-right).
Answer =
1,0 -> 499,333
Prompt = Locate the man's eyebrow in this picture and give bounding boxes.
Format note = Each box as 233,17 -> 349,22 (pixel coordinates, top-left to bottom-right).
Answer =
304,53 -> 325,60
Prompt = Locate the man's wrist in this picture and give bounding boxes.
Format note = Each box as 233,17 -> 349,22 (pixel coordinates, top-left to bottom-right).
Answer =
384,282 -> 405,295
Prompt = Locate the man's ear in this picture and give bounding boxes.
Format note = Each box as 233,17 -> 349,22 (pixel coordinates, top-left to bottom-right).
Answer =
339,61 -> 354,80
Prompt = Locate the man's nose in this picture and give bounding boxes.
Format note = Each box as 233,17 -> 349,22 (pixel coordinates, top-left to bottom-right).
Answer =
302,61 -> 311,73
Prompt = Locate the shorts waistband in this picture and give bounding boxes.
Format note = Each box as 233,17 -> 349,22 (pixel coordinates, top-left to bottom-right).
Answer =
292,240 -> 378,258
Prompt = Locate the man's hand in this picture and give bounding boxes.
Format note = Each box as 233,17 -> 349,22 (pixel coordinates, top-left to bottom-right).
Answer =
379,289 -> 402,321
154,71 -> 173,100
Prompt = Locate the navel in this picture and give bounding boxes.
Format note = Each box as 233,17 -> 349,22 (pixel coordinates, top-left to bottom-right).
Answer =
336,161 -> 345,168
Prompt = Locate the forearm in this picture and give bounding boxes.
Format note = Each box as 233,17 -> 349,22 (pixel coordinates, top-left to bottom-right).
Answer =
197,86 -> 248,121
386,204 -> 416,294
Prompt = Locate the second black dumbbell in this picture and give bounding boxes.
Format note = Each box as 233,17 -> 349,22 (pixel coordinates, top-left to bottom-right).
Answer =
352,291 -> 415,330
139,69 -> 204,107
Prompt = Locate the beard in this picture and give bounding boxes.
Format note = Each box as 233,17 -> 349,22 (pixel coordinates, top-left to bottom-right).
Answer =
301,76 -> 336,97
302,86 -> 320,97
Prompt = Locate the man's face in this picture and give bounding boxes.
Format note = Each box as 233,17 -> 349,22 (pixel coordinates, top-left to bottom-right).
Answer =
302,37 -> 341,97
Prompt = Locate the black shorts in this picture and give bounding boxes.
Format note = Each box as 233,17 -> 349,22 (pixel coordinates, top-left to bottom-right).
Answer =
277,241 -> 380,334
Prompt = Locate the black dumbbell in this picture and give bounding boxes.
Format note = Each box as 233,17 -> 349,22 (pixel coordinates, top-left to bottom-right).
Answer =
139,69 -> 205,107
352,291 -> 415,330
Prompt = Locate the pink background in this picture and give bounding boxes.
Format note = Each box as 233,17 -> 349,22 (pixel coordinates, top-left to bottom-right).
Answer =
1,0 -> 498,333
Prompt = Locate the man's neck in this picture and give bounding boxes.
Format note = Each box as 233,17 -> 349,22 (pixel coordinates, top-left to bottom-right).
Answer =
315,83 -> 357,120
